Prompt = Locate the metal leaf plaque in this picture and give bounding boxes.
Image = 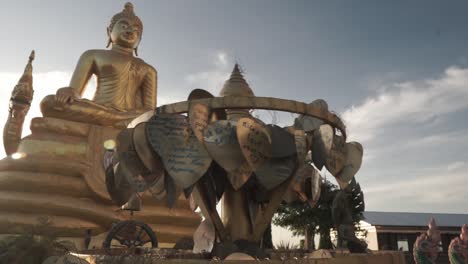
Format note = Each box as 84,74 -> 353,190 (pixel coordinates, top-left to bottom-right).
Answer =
325,134 -> 346,177
336,142 -> 363,184
307,166 -> 322,207
115,128 -> 151,192
289,164 -> 313,203
127,110 -> 154,128
105,163 -> 134,206
133,122 -> 164,185
294,130 -> 307,163
193,219 -> 215,253
226,162 -> 253,190
254,156 -> 296,190
267,125 -> 296,158
237,117 -> 272,169
286,163 -> 321,206
189,103 -> 211,143
294,99 -> 328,132
188,88 -> 214,100
147,170 -> 166,200
146,114 -> 212,189
203,120 -> 245,171
119,150 -> 148,192
311,124 -> 334,170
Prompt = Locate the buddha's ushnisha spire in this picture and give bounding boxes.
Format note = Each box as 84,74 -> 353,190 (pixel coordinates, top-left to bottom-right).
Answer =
219,63 -> 255,97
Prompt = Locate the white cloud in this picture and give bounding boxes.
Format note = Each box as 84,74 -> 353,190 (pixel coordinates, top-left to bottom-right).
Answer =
342,67 -> 468,143
215,51 -> 228,67
184,51 -> 232,95
365,163 -> 468,212
341,66 -> 468,213
447,161 -> 466,171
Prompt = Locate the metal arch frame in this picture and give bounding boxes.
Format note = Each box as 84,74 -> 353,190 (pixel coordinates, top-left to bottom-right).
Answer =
155,96 -> 347,140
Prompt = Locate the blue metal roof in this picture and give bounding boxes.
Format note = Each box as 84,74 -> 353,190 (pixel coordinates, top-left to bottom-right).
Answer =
363,211 -> 468,228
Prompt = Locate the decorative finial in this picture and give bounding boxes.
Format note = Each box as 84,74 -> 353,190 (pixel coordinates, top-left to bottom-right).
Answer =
4,51 -> 36,154
18,50 -> 35,91
233,63 -> 241,73
28,50 -> 35,63
219,64 -> 254,97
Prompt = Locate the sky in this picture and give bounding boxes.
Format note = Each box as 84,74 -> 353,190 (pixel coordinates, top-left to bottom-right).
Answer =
1,0 -> 468,246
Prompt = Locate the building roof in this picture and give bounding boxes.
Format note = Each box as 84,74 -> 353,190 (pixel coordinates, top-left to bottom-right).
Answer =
363,211 -> 468,228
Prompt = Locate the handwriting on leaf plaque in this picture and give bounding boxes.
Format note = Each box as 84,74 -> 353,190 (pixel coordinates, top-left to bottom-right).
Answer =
237,118 -> 272,169
189,103 -> 211,143
204,120 -> 246,172
146,114 -> 211,189
325,135 -> 346,177
147,114 -> 190,155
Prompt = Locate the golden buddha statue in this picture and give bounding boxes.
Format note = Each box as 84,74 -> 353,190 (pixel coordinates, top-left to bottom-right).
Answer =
0,2 -> 199,249
41,2 -> 157,128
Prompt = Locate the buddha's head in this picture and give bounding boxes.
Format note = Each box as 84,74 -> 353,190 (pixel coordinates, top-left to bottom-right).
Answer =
107,2 -> 143,54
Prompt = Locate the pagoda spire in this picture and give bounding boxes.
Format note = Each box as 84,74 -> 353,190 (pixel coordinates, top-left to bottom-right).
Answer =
219,63 -> 254,97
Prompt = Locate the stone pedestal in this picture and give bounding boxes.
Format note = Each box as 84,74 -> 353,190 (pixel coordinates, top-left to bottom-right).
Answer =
0,117 -> 200,248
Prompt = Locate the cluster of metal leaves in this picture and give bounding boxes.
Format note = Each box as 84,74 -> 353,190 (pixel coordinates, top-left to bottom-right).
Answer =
104,117 -> 178,208
104,94 -> 362,215
294,99 -> 364,190
202,114 -> 302,192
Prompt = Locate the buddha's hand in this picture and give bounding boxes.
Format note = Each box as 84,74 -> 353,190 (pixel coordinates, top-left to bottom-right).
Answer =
56,87 -> 80,104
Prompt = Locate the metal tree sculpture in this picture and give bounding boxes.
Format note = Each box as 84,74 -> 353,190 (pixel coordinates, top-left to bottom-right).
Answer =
105,65 -> 364,258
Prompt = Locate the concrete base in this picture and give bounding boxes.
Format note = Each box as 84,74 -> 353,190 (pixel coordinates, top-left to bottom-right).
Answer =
72,250 -> 406,264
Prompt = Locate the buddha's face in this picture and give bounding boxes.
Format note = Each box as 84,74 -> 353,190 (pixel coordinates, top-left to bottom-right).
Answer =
108,18 -> 141,49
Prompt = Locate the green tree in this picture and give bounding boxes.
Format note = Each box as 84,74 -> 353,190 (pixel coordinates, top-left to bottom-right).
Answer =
273,178 -> 338,250
273,178 -> 365,250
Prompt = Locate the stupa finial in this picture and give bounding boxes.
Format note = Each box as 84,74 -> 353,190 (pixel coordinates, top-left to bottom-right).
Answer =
219,64 -> 254,97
